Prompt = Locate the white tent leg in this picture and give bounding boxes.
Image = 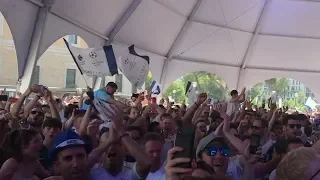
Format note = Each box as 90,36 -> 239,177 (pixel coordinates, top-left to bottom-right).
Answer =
237,0 -> 270,90
160,0 -> 204,89
19,0 -> 55,93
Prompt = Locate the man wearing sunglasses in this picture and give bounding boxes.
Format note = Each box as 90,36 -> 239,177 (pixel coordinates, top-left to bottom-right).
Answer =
196,134 -> 243,180
27,107 -> 45,130
283,115 -> 302,139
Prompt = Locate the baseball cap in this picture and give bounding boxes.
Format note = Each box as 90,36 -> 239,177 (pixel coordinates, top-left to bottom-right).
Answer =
196,134 -> 229,158
49,130 -> 91,160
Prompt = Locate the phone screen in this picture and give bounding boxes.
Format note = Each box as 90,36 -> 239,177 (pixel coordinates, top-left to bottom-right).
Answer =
0,95 -> 8,101
174,126 -> 195,168
250,135 -> 260,154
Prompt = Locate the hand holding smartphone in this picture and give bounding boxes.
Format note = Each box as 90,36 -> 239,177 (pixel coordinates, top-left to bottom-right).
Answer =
249,134 -> 261,154
173,126 -> 196,168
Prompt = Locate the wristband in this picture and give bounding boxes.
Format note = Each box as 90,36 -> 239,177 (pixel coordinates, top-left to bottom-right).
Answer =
119,132 -> 129,139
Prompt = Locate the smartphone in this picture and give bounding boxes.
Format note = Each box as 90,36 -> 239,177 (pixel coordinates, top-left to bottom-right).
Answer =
250,134 -> 261,154
40,85 -> 46,93
174,126 -> 196,168
0,95 -> 8,101
74,109 -> 86,116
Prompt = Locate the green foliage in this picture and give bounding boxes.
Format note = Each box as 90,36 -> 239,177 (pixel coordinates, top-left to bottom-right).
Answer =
145,71 -> 153,89
248,83 -> 263,101
162,80 -> 186,103
252,78 -> 312,112
163,71 -> 228,103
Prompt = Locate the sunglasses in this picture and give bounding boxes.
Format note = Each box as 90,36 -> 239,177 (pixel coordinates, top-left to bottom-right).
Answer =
252,126 -> 261,130
288,124 -> 301,129
204,147 -> 230,157
30,111 -> 43,115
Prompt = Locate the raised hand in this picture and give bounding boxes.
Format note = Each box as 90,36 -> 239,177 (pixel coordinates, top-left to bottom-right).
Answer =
221,113 -> 230,133
165,147 -> 192,180
87,119 -> 101,137
108,105 -> 124,133
196,93 -> 207,105
43,89 -> 53,102
243,143 -> 260,165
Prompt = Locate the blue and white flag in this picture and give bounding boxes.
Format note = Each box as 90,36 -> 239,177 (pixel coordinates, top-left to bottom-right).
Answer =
305,97 -> 317,110
116,45 -> 150,88
150,80 -> 161,96
63,39 -> 118,77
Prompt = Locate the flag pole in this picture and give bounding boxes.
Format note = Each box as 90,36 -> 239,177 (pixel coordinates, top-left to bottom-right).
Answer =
82,75 -> 89,87
63,38 -> 90,88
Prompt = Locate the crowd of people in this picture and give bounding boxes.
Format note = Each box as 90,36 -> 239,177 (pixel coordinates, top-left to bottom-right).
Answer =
0,82 -> 320,180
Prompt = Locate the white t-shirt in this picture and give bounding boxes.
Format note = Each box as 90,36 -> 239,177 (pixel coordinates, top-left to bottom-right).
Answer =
226,100 -> 240,117
226,155 -> 244,180
91,162 -> 142,180
146,162 -> 166,180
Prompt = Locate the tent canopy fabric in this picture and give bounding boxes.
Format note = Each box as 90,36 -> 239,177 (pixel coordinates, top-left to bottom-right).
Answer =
1,0 -> 320,99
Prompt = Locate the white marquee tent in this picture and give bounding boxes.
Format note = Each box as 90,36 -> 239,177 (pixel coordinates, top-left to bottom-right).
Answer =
1,0 -> 320,99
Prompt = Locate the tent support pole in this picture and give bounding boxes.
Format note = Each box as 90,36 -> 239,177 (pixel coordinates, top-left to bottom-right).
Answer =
20,0 -> 55,93
160,0 -> 204,88
236,0 -> 270,89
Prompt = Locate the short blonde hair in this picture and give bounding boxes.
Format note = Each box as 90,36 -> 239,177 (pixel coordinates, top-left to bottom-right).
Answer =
276,147 -> 317,180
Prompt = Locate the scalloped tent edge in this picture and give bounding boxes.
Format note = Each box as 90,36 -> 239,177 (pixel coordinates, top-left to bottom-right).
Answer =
1,0 -> 320,100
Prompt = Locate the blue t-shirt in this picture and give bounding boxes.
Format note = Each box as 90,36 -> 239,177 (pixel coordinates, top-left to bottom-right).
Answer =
82,88 -> 112,110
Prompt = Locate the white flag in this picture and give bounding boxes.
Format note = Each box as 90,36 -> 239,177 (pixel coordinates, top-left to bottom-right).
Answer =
186,81 -> 197,107
64,39 -> 118,77
116,45 -> 149,88
92,99 -> 116,122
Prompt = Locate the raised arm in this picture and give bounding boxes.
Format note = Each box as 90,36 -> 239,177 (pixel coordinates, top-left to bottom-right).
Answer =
182,93 -> 207,126
79,105 -> 92,136
11,88 -> 32,118
111,105 -> 151,178
45,90 -> 61,121
23,95 -> 40,117
222,113 -> 248,155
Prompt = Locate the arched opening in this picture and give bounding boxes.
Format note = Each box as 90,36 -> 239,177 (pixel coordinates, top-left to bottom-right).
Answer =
248,78 -> 315,111
163,71 -> 229,104
36,35 -> 91,96
0,12 -> 19,95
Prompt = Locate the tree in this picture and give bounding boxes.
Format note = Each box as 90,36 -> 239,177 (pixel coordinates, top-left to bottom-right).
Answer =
162,71 -> 228,103
162,80 -> 186,103
248,83 -> 263,101
145,71 -> 153,89
273,78 -> 289,99
180,71 -> 228,101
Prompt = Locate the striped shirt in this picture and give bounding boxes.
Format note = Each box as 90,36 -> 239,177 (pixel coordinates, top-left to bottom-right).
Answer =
146,162 -> 166,180
91,162 -> 142,180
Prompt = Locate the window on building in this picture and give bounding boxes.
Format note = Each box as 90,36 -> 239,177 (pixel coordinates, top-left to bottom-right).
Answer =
68,35 -> 78,44
66,69 -> 76,88
30,65 -> 40,85
115,74 -> 123,92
